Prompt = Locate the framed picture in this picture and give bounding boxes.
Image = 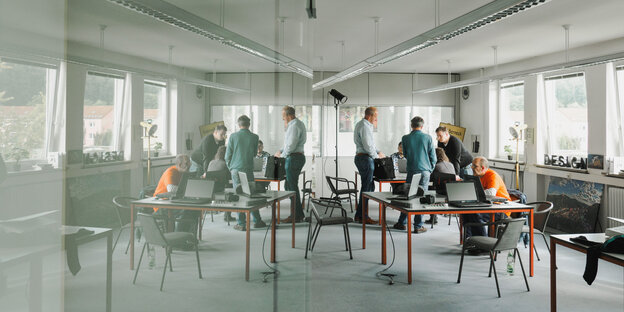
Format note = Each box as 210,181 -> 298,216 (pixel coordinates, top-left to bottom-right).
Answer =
199,121 -> 225,138
588,154 -> 604,170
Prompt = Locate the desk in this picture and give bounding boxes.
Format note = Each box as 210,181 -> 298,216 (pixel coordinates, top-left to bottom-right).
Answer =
362,192 -> 534,284
254,170 -> 305,223
131,191 -> 296,281
355,171 -> 407,224
550,233 -> 624,312
0,226 -> 113,312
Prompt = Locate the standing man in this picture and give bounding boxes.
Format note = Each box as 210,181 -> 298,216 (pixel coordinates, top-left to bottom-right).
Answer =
190,125 -> 227,177
275,106 -> 307,223
354,107 -> 385,224
225,115 -> 265,231
393,116 -> 437,234
435,126 -> 473,178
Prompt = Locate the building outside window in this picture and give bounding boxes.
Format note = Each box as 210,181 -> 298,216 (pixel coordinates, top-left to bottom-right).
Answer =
498,81 -> 525,159
83,72 -> 124,153
144,80 -> 167,154
543,72 -> 588,158
0,58 -> 55,166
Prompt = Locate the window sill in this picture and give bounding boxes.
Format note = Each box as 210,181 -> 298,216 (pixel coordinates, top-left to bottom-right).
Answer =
488,158 -> 525,165
82,160 -> 133,169
533,164 -> 588,174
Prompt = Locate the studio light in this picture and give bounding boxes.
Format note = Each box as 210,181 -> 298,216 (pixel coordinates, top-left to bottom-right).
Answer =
329,89 -> 348,104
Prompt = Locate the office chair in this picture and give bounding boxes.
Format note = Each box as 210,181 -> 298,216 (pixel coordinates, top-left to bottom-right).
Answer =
325,176 -> 358,213
305,198 -> 353,259
521,201 -> 553,261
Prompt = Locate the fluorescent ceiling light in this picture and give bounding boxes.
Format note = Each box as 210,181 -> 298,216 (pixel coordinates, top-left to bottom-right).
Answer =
313,0 -> 550,91
107,0 -> 313,79
412,51 -> 624,94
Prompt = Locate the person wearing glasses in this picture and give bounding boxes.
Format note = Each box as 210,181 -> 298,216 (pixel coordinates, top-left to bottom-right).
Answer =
435,126 -> 473,178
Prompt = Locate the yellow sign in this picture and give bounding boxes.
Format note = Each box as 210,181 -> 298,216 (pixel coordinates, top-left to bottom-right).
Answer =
439,122 -> 466,142
199,121 -> 225,138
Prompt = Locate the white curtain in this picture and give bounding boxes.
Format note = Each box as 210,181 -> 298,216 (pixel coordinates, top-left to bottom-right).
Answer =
46,61 -> 65,154
114,73 -> 132,159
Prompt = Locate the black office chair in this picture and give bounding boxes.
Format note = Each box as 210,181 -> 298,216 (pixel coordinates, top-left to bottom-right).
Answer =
457,218 -> 529,298
325,176 -> 358,213
133,213 -> 202,291
521,201 -> 554,261
301,180 -> 313,212
305,198 -> 353,259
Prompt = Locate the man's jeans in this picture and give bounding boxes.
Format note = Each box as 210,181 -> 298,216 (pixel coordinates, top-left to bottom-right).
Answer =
231,168 -> 262,226
285,154 -> 306,219
354,155 -> 374,219
396,170 -> 431,229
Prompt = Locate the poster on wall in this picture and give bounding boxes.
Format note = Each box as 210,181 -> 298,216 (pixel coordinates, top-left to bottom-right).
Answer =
547,177 -> 603,233
199,121 -> 225,138
439,122 -> 466,142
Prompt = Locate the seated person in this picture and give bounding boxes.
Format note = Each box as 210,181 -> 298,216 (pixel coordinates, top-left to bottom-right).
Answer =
154,154 -> 199,234
426,148 -> 457,225
390,142 -> 405,161
462,156 -> 512,240
255,140 -> 271,191
206,146 -> 235,222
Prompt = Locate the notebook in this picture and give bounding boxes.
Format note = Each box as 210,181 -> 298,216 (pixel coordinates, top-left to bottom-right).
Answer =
238,171 -> 270,198
463,175 -> 509,203
253,158 -> 264,172
388,173 -> 423,200
397,158 -> 407,173
171,179 -> 215,204
446,181 -> 492,208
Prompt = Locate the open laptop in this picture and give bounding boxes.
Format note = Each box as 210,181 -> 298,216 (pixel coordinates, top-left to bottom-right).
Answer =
396,158 -> 407,173
253,158 -> 264,172
431,172 -> 457,195
238,171 -> 270,198
446,181 -> 492,208
388,173 -> 422,200
463,175 -> 509,203
171,179 -> 214,204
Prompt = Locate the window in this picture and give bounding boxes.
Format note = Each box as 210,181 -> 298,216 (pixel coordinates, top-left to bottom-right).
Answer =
498,82 -> 525,158
543,73 -> 588,157
0,59 -> 55,164
612,66 -> 624,156
411,106 -> 455,141
144,80 -> 167,154
83,72 -> 124,153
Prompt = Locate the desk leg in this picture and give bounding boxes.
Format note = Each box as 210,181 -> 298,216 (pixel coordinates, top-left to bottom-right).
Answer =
277,181 -> 281,223
378,182 -> 383,225
381,204 -> 387,265
407,215 -> 412,284
291,194 -> 296,248
246,211 -> 251,281
271,204 -> 276,263
106,231 -> 112,312
362,197 -> 367,249
29,256 -> 42,312
130,204 -> 135,270
530,208 -> 535,277
550,238 -> 557,312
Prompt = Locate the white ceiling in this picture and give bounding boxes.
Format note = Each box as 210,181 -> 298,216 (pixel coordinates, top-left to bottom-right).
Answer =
3,0 -> 624,75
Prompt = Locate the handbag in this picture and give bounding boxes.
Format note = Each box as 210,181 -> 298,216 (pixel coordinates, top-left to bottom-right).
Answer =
373,157 -> 395,180
264,156 -> 286,179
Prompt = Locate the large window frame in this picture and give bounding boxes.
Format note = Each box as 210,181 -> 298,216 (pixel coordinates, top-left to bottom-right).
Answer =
143,79 -> 169,156
497,81 -> 525,159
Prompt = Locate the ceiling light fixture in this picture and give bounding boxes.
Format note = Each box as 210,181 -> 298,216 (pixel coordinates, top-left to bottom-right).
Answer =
313,0 -> 550,91
107,0 -> 313,79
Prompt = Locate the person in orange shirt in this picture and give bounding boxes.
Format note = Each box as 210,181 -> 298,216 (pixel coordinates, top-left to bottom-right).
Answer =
153,154 -> 191,213
462,156 -> 510,241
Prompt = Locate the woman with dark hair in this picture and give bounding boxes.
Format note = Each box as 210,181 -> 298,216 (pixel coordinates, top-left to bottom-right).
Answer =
206,146 -> 235,222
425,148 -> 457,224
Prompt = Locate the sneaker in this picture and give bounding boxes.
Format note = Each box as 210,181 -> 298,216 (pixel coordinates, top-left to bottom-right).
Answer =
233,224 -> 246,231
392,223 -> 406,230
254,220 -> 267,228
280,216 -> 304,223
412,227 -> 427,234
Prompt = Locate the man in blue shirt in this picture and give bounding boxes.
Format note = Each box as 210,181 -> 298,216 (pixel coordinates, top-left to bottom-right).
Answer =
393,116 -> 437,233
354,107 -> 385,224
275,106 -> 307,223
225,115 -> 266,231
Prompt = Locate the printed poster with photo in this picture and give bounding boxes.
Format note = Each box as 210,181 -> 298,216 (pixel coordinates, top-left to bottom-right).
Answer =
547,177 -> 603,233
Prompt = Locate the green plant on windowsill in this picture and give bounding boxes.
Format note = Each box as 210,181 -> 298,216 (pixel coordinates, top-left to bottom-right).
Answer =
7,147 -> 30,171
504,145 -> 513,160
153,142 -> 163,158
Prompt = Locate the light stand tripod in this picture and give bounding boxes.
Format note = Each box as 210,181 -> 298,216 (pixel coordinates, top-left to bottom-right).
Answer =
328,89 -> 347,178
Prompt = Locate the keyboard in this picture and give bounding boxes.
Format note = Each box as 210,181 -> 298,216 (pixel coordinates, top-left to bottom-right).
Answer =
449,201 -> 492,208
171,198 -> 212,204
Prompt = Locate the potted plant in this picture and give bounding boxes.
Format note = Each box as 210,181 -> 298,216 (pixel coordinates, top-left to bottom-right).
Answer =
504,145 -> 513,160
153,142 -> 163,158
8,147 -> 29,171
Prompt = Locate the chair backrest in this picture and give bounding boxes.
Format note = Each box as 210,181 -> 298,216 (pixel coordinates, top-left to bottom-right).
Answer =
527,201 -> 553,232
112,196 -> 137,227
309,198 -> 342,221
303,180 -> 312,190
325,176 -> 338,193
493,218 -> 526,251
137,213 -> 168,247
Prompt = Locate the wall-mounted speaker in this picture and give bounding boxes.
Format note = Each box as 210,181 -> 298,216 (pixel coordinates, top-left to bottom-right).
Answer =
461,86 -> 470,100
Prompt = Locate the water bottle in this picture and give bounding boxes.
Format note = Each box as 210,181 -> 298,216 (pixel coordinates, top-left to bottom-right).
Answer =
506,251 -> 515,275
148,245 -> 156,270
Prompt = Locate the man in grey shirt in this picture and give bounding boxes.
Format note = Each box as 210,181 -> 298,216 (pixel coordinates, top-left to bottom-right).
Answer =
275,106 -> 307,223
353,107 -> 385,224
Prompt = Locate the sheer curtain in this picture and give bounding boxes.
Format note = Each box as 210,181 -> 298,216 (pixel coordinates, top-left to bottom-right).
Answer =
46,61 -> 64,154
114,73 -> 132,159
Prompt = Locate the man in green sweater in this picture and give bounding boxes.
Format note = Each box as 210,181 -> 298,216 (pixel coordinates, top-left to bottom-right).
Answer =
225,115 -> 266,231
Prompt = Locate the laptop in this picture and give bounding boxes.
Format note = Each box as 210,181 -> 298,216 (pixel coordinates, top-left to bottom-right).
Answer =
253,158 -> 264,172
238,171 -> 270,198
171,179 -> 215,204
397,158 -> 407,173
388,173 -> 423,200
463,175 -> 509,203
446,181 -> 492,208
155,172 -> 190,199
431,172 -> 457,195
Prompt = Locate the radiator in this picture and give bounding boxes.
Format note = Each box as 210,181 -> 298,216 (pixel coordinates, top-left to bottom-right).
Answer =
607,186 -> 624,228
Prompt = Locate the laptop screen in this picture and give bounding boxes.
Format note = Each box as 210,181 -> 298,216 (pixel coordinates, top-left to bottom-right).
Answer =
253,158 -> 264,172
446,182 -> 478,202
407,173 -> 422,197
238,171 -> 252,195
183,179 -> 215,199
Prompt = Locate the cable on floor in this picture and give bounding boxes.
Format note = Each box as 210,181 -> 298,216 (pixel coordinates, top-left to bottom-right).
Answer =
261,203 -> 280,282
375,218 -> 397,285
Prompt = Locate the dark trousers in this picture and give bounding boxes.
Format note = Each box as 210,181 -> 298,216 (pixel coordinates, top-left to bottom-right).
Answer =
285,154 -> 306,218
354,155 -> 374,219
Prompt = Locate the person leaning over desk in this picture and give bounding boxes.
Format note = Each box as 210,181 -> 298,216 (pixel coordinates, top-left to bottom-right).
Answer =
225,115 -> 266,231
353,106 -> 385,225
274,106 -> 307,223
435,126 -> 473,178
190,124 -> 227,177
206,146 -> 236,222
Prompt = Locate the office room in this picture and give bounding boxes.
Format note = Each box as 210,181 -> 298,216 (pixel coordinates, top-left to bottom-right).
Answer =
1,0 -> 623,311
